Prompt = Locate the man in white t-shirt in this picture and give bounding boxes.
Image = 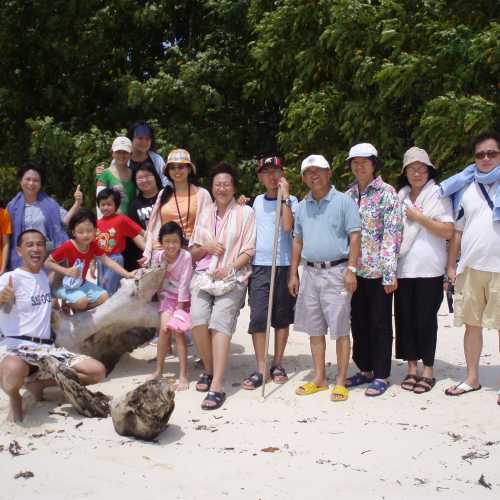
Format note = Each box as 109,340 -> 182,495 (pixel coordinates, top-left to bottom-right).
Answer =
0,229 -> 106,422
445,132 -> 500,404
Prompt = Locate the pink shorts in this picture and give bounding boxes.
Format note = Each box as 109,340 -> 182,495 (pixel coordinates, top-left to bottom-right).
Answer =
159,296 -> 177,314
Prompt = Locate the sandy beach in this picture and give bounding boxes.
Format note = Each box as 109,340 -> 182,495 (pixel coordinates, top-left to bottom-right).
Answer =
1,302 -> 499,500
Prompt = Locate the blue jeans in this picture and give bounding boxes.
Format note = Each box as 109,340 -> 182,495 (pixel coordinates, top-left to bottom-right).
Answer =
97,253 -> 124,296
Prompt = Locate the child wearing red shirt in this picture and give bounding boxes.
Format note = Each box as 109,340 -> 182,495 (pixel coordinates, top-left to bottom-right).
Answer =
96,189 -> 145,295
46,208 -> 135,311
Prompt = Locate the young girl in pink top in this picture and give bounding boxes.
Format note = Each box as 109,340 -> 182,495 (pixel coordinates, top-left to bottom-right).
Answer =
149,222 -> 192,390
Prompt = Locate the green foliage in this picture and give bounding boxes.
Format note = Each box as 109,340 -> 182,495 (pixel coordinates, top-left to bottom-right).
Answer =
0,0 -> 498,203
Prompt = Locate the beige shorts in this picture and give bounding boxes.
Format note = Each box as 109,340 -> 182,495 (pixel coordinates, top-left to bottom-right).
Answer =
294,264 -> 351,339
190,272 -> 247,338
0,340 -> 91,383
454,267 -> 500,329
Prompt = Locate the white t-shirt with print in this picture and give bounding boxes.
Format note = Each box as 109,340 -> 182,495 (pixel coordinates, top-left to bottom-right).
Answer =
397,193 -> 454,278
456,181 -> 500,274
0,268 -> 52,341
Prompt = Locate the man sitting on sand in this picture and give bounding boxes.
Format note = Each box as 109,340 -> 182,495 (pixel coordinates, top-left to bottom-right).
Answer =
0,229 -> 106,422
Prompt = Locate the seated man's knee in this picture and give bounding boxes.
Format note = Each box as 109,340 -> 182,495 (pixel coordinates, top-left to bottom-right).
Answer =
74,358 -> 107,385
0,357 -> 29,392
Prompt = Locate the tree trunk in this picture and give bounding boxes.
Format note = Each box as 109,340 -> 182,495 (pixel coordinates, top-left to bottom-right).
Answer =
52,267 -> 165,373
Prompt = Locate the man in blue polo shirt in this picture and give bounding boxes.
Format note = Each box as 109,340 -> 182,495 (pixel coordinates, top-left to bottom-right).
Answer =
288,154 -> 361,401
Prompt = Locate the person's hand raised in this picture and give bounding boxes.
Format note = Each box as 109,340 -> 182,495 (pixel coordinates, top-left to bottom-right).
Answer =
74,184 -> 83,206
0,276 -> 15,305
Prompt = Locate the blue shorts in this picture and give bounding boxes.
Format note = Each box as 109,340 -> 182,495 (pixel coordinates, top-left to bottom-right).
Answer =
55,281 -> 106,305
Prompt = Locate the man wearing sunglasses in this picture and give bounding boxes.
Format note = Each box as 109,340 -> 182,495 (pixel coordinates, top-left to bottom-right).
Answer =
441,132 -> 500,404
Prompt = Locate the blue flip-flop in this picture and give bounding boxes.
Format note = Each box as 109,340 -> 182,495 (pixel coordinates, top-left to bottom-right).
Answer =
346,372 -> 374,387
365,379 -> 390,397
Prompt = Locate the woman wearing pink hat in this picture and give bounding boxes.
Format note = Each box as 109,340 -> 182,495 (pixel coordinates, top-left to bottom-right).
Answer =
142,148 -> 212,265
395,147 -> 454,393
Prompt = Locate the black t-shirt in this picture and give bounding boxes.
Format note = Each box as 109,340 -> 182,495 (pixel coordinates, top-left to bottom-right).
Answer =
124,193 -> 159,271
129,157 -> 155,174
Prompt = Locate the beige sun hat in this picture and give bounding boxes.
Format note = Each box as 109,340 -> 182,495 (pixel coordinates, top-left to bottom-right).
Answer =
402,146 -> 435,173
166,148 -> 196,175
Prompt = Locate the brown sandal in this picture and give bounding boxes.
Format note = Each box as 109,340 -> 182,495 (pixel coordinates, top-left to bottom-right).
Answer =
401,374 -> 419,391
413,377 -> 436,394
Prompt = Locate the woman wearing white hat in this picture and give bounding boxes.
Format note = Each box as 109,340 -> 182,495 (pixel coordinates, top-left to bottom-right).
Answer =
395,147 -> 454,393
345,143 -> 403,397
96,136 -> 136,215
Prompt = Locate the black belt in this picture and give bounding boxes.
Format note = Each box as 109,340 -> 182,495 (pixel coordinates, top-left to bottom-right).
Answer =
10,335 -> 54,345
306,258 -> 348,269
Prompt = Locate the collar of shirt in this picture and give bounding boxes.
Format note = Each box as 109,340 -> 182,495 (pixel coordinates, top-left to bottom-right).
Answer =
348,175 -> 385,196
305,185 -> 336,204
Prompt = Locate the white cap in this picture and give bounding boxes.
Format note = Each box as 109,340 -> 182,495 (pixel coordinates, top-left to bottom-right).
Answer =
300,154 -> 330,174
112,136 -> 133,153
346,143 -> 378,160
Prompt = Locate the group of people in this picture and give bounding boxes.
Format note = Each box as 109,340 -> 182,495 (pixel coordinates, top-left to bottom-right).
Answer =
0,122 -> 499,422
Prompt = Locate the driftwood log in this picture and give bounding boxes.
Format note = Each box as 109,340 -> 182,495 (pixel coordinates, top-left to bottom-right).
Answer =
52,267 -> 165,372
111,379 -> 175,440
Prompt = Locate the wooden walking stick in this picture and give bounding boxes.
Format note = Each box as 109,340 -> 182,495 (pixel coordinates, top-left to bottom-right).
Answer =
261,185 -> 283,398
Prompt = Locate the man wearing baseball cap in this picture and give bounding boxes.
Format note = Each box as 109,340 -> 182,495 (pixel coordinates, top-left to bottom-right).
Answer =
289,154 -> 361,401
243,156 -> 298,390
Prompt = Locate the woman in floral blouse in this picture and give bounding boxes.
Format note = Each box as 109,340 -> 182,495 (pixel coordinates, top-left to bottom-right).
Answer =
345,143 -> 403,396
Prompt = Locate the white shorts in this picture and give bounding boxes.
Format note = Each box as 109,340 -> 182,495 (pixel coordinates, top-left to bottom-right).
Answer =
294,264 -> 351,339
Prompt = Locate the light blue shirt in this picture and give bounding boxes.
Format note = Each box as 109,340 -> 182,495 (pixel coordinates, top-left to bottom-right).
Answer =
252,194 -> 299,266
294,186 -> 361,262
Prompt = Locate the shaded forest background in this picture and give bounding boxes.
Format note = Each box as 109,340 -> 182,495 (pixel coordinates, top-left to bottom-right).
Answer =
0,0 -> 498,205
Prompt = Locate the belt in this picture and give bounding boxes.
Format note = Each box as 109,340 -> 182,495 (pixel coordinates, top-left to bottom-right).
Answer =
9,335 -> 54,345
306,258 -> 348,269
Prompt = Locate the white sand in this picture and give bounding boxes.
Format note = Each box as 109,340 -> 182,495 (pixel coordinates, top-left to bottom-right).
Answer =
1,303 -> 499,499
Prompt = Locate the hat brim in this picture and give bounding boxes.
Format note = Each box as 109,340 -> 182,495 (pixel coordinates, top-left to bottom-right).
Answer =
165,161 -> 196,175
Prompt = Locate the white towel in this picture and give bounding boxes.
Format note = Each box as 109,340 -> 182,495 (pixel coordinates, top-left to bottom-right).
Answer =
398,180 -> 448,256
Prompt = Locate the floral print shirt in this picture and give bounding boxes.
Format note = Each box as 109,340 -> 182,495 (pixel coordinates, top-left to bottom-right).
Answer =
346,176 -> 403,285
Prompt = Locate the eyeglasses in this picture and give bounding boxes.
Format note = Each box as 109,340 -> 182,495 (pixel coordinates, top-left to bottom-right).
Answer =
406,165 -> 428,174
475,150 -> 499,160
136,174 -> 155,182
213,183 -> 233,190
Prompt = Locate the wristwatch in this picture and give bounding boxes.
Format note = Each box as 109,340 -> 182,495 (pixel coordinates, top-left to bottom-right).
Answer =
347,266 -> 357,273
281,197 -> 291,207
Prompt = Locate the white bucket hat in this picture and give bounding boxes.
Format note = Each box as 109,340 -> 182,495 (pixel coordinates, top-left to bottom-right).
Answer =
300,154 -> 330,174
402,146 -> 435,173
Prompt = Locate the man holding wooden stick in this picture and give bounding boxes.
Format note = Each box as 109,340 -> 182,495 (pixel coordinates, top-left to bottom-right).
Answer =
289,155 -> 361,402
243,156 -> 298,390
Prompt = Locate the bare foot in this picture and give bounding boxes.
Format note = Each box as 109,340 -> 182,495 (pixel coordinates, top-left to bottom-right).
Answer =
147,372 -> 162,381
7,394 -> 24,422
176,378 -> 189,391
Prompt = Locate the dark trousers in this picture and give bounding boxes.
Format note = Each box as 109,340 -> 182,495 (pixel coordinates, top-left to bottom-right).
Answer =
394,276 -> 443,367
351,277 -> 393,379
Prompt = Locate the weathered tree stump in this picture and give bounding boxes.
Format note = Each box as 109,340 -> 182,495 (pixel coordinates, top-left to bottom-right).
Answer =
52,267 -> 165,372
111,379 -> 175,440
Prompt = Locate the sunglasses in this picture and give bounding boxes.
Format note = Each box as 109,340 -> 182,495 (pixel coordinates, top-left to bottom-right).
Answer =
474,150 -> 499,160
